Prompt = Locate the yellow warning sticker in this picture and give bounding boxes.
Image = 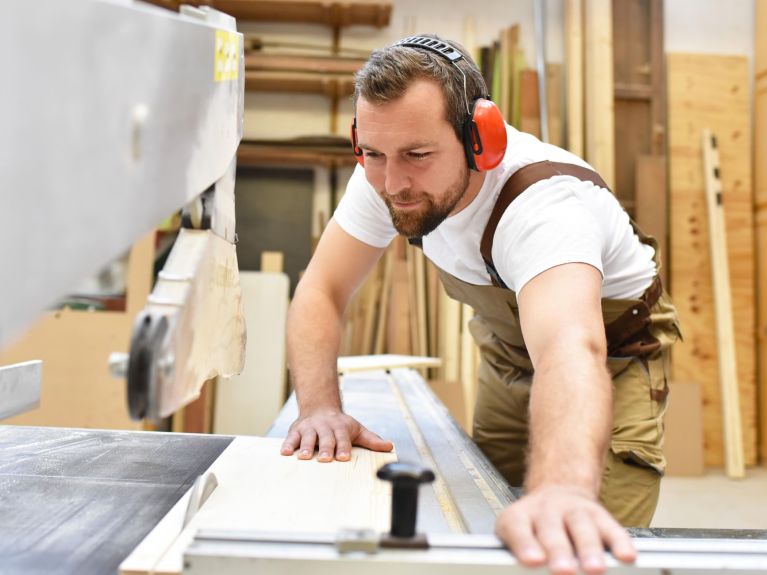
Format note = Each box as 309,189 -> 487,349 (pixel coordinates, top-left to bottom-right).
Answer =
215,30 -> 240,82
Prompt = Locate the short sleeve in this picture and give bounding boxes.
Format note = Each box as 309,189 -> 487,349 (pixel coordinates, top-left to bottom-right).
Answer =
492,179 -> 605,293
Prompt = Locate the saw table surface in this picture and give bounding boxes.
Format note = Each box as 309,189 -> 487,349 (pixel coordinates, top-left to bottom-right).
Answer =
0,426 -> 231,575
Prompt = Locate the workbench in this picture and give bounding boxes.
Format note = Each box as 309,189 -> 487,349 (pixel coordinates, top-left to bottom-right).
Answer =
3,369 -> 767,575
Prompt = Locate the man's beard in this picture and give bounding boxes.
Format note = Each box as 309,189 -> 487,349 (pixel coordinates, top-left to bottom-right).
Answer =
381,167 -> 471,238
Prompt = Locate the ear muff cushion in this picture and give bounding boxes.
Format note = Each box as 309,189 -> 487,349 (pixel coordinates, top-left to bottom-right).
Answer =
351,119 -> 364,166
464,99 -> 507,171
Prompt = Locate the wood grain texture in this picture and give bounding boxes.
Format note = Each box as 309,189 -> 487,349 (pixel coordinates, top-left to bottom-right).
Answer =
120,437 -> 396,575
667,53 -> 755,466
146,229 -> 246,419
584,0 -> 615,187
519,69 -> 541,138
756,0 -> 767,462
635,155 -> 668,287
546,63 -> 563,147
702,129 -> 745,477
565,0 -> 584,156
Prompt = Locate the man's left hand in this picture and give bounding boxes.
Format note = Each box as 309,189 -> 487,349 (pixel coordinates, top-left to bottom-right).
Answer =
495,484 -> 636,575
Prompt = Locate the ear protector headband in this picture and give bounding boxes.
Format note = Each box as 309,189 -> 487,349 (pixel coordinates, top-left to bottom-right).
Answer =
352,36 -> 507,172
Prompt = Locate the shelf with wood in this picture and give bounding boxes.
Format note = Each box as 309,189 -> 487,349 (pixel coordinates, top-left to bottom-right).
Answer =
237,138 -> 357,168
143,0 -> 390,29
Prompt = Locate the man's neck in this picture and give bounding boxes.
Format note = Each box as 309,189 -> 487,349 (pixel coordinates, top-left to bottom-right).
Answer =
452,170 -> 487,216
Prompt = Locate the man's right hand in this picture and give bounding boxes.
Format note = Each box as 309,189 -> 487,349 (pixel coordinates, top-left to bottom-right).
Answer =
280,410 -> 394,462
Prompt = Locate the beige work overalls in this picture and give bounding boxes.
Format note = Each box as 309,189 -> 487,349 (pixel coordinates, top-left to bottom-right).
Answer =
426,162 -> 682,527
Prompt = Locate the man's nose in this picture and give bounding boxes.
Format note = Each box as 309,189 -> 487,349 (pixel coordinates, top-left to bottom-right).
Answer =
384,158 -> 412,196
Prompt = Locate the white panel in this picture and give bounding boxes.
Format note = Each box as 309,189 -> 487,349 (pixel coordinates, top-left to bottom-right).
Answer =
665,0 -> 754,57
213,271 -> 289,436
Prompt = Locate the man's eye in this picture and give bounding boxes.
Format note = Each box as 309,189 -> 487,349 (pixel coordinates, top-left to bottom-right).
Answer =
364,151 -> 382,159
408,152 -> 431,160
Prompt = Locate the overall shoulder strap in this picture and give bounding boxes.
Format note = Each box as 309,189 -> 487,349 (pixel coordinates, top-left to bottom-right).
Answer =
480,161 -> 610,288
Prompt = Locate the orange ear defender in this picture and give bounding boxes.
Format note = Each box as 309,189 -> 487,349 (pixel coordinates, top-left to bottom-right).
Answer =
350,36 -> 507,172
463,98 -> 507,171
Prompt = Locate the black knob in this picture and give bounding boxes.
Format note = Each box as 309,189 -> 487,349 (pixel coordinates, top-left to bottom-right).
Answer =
377,462 -> 435,538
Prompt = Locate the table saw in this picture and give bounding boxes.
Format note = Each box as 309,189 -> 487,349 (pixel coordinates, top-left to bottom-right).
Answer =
4,369 -> 767,574
2,1 -> 767,573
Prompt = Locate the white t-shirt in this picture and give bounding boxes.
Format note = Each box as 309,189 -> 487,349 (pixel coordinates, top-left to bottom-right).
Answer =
333,125 -> 657,299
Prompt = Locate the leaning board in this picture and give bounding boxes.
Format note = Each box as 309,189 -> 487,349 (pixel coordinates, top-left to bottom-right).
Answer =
667,53 -> 755,466
120,437 -> 396,575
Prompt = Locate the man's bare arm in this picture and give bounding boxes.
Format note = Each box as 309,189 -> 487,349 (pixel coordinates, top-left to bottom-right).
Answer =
495,263 -> 635,575
281,220 -> 393,462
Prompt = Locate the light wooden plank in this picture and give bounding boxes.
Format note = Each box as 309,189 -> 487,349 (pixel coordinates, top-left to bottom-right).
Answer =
260,250 -> 284,273
439,284 -> 461,383
459,304 -> 477,430
667,53 -> 755,466
546,63 -> 563,147
337,354 -> 441,374
386,239 -> 412,355
635,155 -> 668,287
213,272 -> 289,436
755,0 -> 767,463
664,381 -> 705,476
584,0 -> 615,187
413,248 -> 429,359
519,69 -> 541,138
498,26 -> 513,120
120,437 -> 396,575
565,0 -> 584,156
702,129 -> 745,478
373,246 -> 394,354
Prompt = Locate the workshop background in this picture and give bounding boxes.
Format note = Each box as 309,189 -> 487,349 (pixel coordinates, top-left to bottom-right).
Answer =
1,0 -> 766,528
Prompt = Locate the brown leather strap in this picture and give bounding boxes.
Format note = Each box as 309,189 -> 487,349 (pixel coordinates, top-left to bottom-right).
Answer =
480,161 -> 610,287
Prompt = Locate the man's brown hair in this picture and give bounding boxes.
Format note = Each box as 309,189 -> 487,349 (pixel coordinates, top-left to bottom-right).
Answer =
353,34 -> 489,142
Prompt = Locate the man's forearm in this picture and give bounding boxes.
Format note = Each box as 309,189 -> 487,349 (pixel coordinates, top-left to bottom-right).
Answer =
286,285 -> 345,414
525,352 -> 612,495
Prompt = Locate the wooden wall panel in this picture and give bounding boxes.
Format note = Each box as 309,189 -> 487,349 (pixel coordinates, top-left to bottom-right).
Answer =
756,0 -> 767,461
667,53 -> 755,466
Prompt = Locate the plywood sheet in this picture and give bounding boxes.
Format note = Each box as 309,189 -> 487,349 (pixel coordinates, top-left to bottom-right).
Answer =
667,53 -> 755,466
756,0 -> 767,462
121,437 -> 397,575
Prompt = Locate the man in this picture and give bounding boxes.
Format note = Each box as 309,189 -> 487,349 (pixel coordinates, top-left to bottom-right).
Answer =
280,34 -> 680,575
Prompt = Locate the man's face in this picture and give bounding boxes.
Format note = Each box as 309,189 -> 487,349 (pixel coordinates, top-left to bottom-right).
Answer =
355,79 -> 475,237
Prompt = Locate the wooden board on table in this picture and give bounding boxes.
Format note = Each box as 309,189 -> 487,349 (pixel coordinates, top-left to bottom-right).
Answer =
755,0 -> 767,462
120,437 -> 396,575
213,271 -> 290,436
667,53 -> 755,466
337,354 -> 441,374
584,0 -> 614,188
